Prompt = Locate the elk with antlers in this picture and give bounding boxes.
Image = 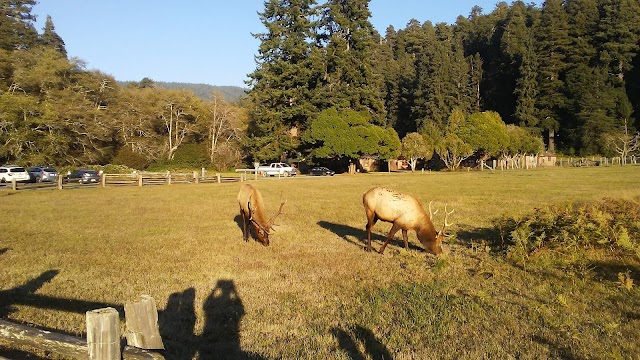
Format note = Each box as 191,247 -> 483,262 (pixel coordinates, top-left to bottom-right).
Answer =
363,187 -> 454,255
237,184 -> 285,246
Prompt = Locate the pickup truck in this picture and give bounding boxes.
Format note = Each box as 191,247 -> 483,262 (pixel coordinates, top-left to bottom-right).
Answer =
256,163 -> 297,177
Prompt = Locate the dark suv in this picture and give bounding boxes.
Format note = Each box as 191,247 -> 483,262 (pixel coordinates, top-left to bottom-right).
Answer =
28,166 -> 59,183
66,169 -> 101,184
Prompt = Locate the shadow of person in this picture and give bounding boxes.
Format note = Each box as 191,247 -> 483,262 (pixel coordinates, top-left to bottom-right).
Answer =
0,247 -> 9,256
199,280 -> 264,360
159,287 -> 197,359
354,325 -> 392,360
318,221 -> 422,252
332,325 -> 393,360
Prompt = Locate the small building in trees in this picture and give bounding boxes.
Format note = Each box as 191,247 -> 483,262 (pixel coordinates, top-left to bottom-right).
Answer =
537,152 -> 557,167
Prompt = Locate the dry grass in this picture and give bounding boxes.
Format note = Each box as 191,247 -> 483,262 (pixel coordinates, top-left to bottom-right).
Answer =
0,166 -> 639,359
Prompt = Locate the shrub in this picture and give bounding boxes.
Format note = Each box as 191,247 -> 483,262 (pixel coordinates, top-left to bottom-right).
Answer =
112,147 -> 150,170
492,197 -> 640,267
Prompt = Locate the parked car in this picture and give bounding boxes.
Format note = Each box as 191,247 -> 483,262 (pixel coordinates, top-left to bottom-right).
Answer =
27,166 -> 59,183
256,163 -> 297,177
308,166 -> 335,176
0,165 -> 31,183
66,169 -> 101,184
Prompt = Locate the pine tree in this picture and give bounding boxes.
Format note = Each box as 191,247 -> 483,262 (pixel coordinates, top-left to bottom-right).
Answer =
40,15 -> 67,57
596,0 -> 640,83
315,0 -> 386,124
0,0 -> 38,50
245,0 -> 317,162
500,1 -> 539,126
535,0 -> 570,151
413,23 -> 473,131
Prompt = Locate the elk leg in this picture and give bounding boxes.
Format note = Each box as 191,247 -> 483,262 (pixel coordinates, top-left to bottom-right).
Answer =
365,214 -> 378,252
402,229 -> 409,251
379,223 -> 402,254
240,209 -> 249,241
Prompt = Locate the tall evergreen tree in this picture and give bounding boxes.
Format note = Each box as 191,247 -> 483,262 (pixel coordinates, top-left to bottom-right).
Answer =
0,0 -> 38,50
413,23 -> 473,131
40,15 -> 67,57
535,0 -> 570,151
595,0 -> 640,83
245,0 -> 317,161
315,0 -> 385,124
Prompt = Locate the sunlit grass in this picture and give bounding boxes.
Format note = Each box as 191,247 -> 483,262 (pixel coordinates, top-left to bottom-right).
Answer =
1,166 -> 639,358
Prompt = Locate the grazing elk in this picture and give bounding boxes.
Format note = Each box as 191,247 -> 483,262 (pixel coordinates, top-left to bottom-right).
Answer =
363,187 -> 454,255
237,184 -> 285,246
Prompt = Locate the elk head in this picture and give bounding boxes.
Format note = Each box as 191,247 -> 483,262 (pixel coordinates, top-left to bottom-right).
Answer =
247,195 -> 286,246
427,204 -> 454,254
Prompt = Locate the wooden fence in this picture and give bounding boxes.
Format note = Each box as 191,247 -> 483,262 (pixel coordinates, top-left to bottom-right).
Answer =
0,295 -> 164,359
477,155 -> 638,171
0,171 -> 246,191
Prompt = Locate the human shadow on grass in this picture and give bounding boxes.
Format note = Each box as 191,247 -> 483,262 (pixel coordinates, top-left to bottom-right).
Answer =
159,280 -> 265,360
332,325 -> 392,360
317,221 -> 422,252
0,247 -> 9,256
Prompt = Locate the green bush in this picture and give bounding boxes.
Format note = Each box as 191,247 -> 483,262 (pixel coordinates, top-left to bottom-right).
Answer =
169,143 -> 209,168
492,197 -> 640,266
111,147 -> 150,170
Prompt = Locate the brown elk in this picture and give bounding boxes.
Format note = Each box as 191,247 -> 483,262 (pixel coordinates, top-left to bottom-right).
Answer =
363,187 -> 454,255
237,184 -> 285,246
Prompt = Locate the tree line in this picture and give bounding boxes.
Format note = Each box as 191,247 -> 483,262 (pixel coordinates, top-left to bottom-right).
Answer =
1,0 -> 639,171
246,0 -> 639,169
0,0 -> 248,170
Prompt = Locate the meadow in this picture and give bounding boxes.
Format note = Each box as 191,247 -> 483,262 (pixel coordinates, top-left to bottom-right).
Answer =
0,166 -> 639,359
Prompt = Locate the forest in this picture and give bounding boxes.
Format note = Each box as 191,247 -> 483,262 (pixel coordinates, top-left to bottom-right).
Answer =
0,0 -> 639,170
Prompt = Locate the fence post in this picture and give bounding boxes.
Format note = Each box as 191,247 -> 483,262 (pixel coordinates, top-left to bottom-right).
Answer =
193,171 -> 199,184
201,167 -> 206,178
102,174 -> 106,187
58,174 -> 63,190
216,173 -> 221,183
138,175 -> 143,187
86,307 -> 120,360
124,295 -> 164,350
166,172 -> 172,185
11,179 -> 16,191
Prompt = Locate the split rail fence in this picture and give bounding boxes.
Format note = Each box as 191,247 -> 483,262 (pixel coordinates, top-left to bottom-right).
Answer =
0,295 -> 164,359
1,171 -> 247,191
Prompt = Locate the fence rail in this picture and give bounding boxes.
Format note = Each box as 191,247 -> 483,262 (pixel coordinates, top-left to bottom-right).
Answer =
0,171 -> 247,191
0,296 -> 164,359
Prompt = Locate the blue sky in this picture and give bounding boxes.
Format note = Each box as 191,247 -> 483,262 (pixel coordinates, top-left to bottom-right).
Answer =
32,1 -> 542,87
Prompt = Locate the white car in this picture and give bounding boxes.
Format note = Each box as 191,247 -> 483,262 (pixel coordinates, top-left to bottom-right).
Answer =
0,165 -> 31,183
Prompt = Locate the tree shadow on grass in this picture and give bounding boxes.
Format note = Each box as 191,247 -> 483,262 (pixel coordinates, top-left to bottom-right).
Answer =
0,248 -> 9,256
454,223 -> 503,248
587,260 -> 640,283
332,325 -> 392,360
317,220 -> 422,252
531,335 -> 580,360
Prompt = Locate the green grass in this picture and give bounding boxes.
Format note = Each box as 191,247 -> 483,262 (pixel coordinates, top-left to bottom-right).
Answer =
0,166 -> 639,359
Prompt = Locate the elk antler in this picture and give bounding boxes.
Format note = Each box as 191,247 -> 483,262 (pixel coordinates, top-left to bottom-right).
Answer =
441,204 -> 455,235
428,200 -> 439,221
247,195 -> 254,221
268,193 -> 286,232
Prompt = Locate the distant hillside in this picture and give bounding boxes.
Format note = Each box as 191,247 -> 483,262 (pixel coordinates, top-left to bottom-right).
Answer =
118,81 -> 248,103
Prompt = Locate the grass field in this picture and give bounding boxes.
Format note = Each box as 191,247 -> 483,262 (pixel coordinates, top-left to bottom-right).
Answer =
1,166 -> 639,359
